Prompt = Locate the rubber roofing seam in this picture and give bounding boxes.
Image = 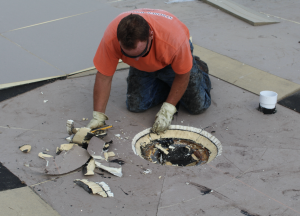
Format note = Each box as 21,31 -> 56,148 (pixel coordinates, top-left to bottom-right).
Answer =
2,9 -> 100,33
0,34 -> 65,74
260,12 -> 300,25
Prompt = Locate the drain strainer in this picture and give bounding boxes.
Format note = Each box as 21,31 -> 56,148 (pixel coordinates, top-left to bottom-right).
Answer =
132,125 -> 222,166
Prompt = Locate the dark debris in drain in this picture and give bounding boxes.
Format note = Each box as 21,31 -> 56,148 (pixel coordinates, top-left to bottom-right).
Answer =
140,138 -> 209,166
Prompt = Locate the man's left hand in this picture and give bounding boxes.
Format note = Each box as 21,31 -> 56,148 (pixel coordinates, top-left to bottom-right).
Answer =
152,102 -> 177,134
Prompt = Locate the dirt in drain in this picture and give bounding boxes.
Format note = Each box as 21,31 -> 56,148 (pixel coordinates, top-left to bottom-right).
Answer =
140,138 -> 210,166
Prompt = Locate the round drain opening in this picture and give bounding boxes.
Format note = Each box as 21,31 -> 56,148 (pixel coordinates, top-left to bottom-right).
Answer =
132,125 -> 222,166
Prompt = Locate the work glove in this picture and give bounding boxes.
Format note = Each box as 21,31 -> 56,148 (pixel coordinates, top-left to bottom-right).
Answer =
87,111 -> 109,129
152,102 -> 177,134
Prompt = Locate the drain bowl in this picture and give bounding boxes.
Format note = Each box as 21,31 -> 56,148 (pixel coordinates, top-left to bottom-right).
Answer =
132,125 -> 222,166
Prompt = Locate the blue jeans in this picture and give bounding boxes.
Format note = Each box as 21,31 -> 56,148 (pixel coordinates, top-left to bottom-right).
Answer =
126,41 -> 211,115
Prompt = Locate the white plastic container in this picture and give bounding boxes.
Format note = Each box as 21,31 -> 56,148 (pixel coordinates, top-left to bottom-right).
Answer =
259,91 -> 278,109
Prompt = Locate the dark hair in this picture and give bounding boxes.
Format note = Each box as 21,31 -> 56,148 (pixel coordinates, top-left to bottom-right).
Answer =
117,14 -> 150,50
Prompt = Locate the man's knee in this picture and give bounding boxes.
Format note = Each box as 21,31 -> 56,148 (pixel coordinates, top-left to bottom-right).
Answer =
126,98 -> 148,113
182,93 -> 211,115
187,106 -> 208,115
126,104 -> 147,113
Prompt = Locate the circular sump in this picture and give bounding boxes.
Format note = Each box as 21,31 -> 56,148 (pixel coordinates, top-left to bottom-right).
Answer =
132,125 -> 222,167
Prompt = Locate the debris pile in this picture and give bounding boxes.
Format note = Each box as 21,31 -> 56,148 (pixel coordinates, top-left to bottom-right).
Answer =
140,138 -> 209,166
65,120 -> 110,145
23,120 -> 125,198
132,126 -> 222,165
88,137 -> 123,177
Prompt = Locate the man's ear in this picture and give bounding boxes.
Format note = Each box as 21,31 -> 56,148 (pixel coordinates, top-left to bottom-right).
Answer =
149,30 -> 154,39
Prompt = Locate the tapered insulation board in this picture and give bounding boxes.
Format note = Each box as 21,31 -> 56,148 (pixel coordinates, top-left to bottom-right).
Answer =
203,0 -> 279,26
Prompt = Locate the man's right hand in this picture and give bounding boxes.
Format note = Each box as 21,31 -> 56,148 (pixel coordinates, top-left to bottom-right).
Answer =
87,111 -> 109,129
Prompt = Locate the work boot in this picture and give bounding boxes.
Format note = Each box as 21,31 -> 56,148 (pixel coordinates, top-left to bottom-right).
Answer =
194,56 -> 209,74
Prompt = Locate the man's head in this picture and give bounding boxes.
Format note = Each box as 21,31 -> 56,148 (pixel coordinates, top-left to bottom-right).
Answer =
117,14 -> 153,60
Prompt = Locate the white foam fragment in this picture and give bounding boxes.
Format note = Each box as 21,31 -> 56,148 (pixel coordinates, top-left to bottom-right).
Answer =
97,181 -> 114,197
143,169 -> 152,174
66,134 -> 74,143
92,155 -> 105,160
95,161 -> 122,177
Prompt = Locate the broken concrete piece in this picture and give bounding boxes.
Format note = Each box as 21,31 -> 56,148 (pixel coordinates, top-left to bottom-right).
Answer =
19,144 -> 31,153
74,179 -> 107,197
42,145 -> 90,175
38,152 -> 53,159
72,127 -> 91,144
94,160 -> 122,177
83,158 -> 96,176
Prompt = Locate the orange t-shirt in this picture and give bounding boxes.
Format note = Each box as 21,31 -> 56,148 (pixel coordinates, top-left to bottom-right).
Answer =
93,9 -> 192,76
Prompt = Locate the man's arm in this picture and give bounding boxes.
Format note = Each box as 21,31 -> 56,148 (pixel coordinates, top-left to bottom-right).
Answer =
166,71 -> 190,106
93,72 -> 113,113
87,72 -> 112,129
151,71 -> 190,134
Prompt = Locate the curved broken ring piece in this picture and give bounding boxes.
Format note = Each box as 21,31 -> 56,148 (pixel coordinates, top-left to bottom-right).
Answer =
132,125 -> 222,166
39,145 -> 90,175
